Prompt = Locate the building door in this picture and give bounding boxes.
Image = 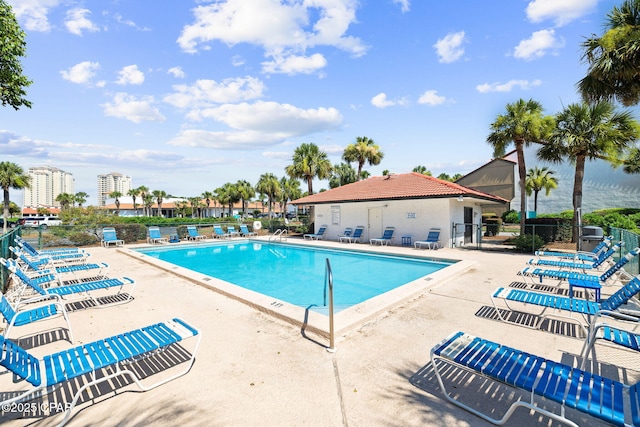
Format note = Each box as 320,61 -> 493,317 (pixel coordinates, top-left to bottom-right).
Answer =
464,207 -> 473,244
368,207 -> 383,241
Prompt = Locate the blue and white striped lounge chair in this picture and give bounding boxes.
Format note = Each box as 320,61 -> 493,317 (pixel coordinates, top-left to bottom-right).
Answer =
0,317 -> 200,426
519,247 -> 639,286
9,247 -> 109,283
370,227 -> 394,246
0,293 -> 73,342
304,225 -> 327,240
430,330 -> 640,427
340,226 -> 364,243
227,226 -> 240,237
15,235 -> 85,258
414,228 -> 441,250
101,227 -> 124,247
526,241 -> 624,272
212,225 -> 230,239
535,235 -> 614,262
186,225 -> 207,241
239,224 -> 257,237
490,276 -> 640,331
147,226 -> 168,244
338,228 -> 353,240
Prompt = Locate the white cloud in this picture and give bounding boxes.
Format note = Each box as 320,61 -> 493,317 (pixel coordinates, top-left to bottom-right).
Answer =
177,0 -> 366,75
60,61 -> 100,85
476,79 -> 542,93
116,65 -> 145,85
102,93 -> 166,123
418,90 -> 447,106
168,67 -> 186,79
433,31 -> 466,64
231,55 -> 245,67
65,8 -> 99,36
393,0 -> 410,13
164,77 -> 265,110
371,93 -> 408,108
513,29 -> 564,60
526,0 -> 598,27
8,0 -> 61,32
262,53 -> 327,75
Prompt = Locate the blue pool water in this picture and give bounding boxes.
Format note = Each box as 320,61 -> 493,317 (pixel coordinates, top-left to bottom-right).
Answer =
136,241 -> 454,312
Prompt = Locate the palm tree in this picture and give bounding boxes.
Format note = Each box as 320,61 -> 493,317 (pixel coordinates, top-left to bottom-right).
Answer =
188,197 -> 201,218
578,0 -> 640,106
201,191 -> 214,218
525,166 -> 558,213
413,165 -> 432,175
236,180 -> 254,218
279,176 -> 302,217
55,193 -> 74,210
487,98 -> 555,235
128,188 -> 140,216
537,101 -> 639,243
110,191 -> 122,216
152,190 -> 167,217
329,162 -> 358,188
255,173 -> 281,218
285,142 -> 332,195
74,192 -> 89,207
342,136 -> 384,180
143,193 -> 154,217
137,185 -> 149,216
0,162 -> 30,233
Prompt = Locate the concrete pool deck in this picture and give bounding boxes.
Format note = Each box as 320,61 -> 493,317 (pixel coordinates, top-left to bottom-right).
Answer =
2,237 -> 637,426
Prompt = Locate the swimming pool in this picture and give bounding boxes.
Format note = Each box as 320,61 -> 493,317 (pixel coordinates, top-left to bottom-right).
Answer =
135,240 -> 455,313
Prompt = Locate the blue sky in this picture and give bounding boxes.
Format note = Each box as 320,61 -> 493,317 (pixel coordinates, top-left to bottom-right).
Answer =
1,0 -> 625,204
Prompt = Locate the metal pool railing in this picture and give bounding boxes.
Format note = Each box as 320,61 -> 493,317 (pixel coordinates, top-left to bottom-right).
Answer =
0,227 -> 21,292
324,258 -> 336,353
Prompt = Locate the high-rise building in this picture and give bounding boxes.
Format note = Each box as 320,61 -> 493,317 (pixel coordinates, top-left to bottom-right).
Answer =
23,166 -> 75,208
97,172 -> 133,206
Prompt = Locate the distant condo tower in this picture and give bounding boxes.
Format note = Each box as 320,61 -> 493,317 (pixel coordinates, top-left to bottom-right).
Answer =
98,172 -> 133,206
23,166 -> 75,209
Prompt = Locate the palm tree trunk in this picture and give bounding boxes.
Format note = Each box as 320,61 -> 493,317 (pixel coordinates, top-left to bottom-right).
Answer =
572,155 -> 586,246
534,190 -> 539,213
516,141 -> 527,235
3,188 -> 9,234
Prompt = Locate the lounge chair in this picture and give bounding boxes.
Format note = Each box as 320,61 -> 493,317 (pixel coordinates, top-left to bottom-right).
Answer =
15,235 -> 83,257
526,241 -> 624,272
338,228 -> 353,240
430,330 -> 640,427
490,276 -> 640,332
101,227 -> 124,247
580,323 -> 640,370
0,293 -> 74,342
0,317 -> 200,426
13,240 -> 89,265
340,226 -> 364,243
370,227 -> 394,246
519,246 -> 639,286
414,228 -> 441,250
147,226 -> 168,244
227,226 -> 240,237
186,225 -> 207,241
535,235 -> 614,262
239,224 -> 257,237
10,248 -> 109,283
304,225 -> 327,240
212,225 -> 230,239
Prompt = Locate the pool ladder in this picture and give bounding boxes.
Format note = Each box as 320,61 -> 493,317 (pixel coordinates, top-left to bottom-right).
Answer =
269,228 -> 288,242
324,259 -> 336,352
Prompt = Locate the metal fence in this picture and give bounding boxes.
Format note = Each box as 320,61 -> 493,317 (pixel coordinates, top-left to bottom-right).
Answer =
0,227 -> 21,291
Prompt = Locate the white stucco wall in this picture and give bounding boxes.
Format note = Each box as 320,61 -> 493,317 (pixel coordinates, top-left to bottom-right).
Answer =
309,198 -> 484,247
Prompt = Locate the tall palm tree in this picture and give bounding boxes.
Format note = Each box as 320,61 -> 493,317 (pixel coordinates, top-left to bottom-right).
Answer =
0,161 -> 30,233
537,101 -> 639,243
152,190 -> 167,217
255,173 -> 281,218
143,193 -> 154,217
74,192 -> 89,207
285,142 -> 332,195
578,0 -> 640,106
55,193 -> 74,210
412,165 -> 432,175
127,188 -> 140,216
525,166 -> 558,213
188,197 -> 201,218
137,186 -> 149,216
236,180 -> 254,218
329,162 -> 357,188
487,98 -> 555,235
201,191 -> 214,218
110,191 -> 122,216
279,176 -> 302,217
342,136 -> 384,180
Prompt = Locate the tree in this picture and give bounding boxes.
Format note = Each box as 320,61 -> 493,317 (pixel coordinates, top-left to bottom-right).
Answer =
152,190 -> 167,217
188,197 -> 201,218
487,98 -> 555,235
329,162 -> 358,188
55,193 -> 74,210
236,180 -> 254,218
342,136 -> 384,180
110,191 -> 122,216
74,192 -> 89,207
285,142 -> 332,194
578,0 -> 640,106
537,101 -> 639,243
201,191 -> 214,218
413,165 -> 432,175
137,186 -> 149,216
255,173 -> 281,218
279,176 -> 302,217
0,1 -> 32,110
128,188 -> 140,216
525,166 -> 558,213
0,161 -> 29,233
143,193 -> 154,217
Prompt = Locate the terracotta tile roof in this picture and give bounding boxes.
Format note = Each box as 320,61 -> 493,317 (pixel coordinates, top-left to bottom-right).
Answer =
291,172 -> 509,205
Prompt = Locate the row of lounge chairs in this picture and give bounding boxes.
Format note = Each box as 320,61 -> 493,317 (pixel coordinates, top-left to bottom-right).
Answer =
0,236 -> 200,425
427,236 -> 640,426
303,225 -> 441,249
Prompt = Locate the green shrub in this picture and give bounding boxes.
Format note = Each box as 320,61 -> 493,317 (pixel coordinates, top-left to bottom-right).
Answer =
511,233 -> 545,253
68,232 -> 98,246
502,210 -> 519,224
484,217 -> 502,236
